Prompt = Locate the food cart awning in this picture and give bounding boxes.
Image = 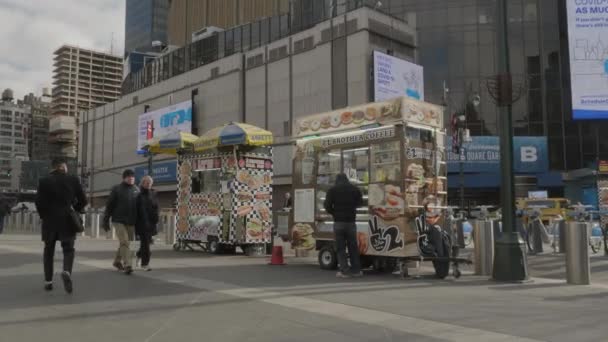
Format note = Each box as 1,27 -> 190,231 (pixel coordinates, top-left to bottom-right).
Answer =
143,131 -> 198,155
193,122 -> 273,152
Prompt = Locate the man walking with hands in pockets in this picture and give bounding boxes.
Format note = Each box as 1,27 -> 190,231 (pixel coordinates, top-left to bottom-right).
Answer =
103,169 -> 139,274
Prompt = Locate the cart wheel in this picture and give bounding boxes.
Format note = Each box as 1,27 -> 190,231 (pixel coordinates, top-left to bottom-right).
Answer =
318,245 -> 338,270
208,238 -> 221,254
172,243 -> 180,251
360,256 -> 373,270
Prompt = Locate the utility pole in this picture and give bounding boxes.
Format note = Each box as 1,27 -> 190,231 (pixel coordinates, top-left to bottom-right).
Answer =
491,0 -> 529,282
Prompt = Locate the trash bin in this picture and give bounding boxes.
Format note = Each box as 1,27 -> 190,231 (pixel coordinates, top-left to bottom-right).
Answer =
565,222 -> 590,285
474,220 -> 495,276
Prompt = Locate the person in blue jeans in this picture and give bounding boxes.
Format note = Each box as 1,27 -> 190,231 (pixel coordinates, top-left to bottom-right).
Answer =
324,173 -> 363,278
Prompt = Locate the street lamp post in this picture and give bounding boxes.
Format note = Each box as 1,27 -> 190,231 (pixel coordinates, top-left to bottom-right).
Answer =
491,0 -> 529,282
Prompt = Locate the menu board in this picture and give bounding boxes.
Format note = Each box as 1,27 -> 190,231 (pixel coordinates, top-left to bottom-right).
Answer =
294,188 -> 315,223
234,157 -> 273,243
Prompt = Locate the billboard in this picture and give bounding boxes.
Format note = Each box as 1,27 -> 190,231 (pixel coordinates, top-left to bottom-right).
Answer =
566,1 -> 608,119
137,100 -> 193,153
447,136 -> 548,174
373,50 -> 424,102
134,160 -> 178,184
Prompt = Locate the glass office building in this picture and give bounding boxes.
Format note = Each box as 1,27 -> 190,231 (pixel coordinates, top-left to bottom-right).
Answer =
125,0 -> 169,56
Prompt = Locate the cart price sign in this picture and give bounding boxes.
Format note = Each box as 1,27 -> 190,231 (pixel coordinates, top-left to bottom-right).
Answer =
240,158 -> 272,169
599,160 -> 608,174
194,158 -> 220,170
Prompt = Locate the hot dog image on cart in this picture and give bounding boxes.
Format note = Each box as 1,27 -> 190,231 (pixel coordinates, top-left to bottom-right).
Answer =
288,96 -> 470,278
173,122 -> 274,256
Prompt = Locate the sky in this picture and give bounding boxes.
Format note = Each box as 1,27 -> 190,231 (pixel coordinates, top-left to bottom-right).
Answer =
0,0 -> 125,99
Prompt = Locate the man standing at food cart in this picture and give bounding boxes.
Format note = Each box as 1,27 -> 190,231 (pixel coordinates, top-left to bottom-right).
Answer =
103,169 -> 139,275
324,173 -> 363,278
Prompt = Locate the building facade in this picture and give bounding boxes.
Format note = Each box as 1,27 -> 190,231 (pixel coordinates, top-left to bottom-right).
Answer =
52,45 -> 123,158
167,0 -> 290,47
0,90 -> 30,192
125,0 -> 170,56
23,91 -> 51,161
83,5 -> 415,207
374,0 -> 608,206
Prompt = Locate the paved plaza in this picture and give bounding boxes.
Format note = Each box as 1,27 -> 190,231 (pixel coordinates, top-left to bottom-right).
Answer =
1,234 -> 608,342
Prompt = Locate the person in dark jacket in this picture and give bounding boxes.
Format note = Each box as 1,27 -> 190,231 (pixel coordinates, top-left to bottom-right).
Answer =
135,175 -> 159,271
103,169 -> 139,274
324,173 -> 363,278
0,197 -> 10,234
35,158 -> 87,293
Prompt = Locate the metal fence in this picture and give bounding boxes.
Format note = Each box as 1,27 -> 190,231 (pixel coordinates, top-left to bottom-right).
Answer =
2,210 -> 176,246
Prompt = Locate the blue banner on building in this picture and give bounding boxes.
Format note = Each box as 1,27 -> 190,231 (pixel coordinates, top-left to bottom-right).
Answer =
134,160 -> 177,184
447,136 -> 548,174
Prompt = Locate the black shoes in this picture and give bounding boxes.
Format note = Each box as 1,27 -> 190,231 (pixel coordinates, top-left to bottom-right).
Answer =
44,282 -> 53,291
124,266 -> 133,275
61,271 -> 73,294
113,261 -> 124,271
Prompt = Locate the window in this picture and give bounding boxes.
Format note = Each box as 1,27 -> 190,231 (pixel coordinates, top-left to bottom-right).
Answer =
251,21 -> 260,49
261,18 -> 270,46
242,24 -> 251,51
234,27 -> 242,53
191,169 -> 221,194
271,15 -> 281,42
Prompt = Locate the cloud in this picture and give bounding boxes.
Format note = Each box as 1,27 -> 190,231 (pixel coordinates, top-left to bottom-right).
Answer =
0,0 -> 125,99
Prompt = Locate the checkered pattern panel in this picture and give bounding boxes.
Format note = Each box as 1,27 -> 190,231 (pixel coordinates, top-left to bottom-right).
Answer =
598,179 -> 608,229
175,149 -> 273,244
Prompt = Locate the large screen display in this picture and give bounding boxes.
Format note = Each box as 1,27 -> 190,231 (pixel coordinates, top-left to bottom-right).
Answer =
137,100 -> 193,153
566,1 -> 608,119
373,50 -> 424,102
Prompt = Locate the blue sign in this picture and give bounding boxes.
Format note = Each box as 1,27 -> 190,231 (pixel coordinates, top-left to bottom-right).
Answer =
447,136 -> 548,174
134,160 -> 178,184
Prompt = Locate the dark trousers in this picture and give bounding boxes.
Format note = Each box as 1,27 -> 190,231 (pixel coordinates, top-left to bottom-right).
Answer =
0,215 -> 4,234
43,239 -> 75,282
136,233 -> 151,266
334,222 -> 361,273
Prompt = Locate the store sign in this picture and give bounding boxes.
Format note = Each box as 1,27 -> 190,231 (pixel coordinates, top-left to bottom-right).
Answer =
373,50 -> 424,102
134,160 -> 177,184
320,126 -> 395,148
447,136 -> 548,174
137,100 -> 193,153
566,1 -> 608,119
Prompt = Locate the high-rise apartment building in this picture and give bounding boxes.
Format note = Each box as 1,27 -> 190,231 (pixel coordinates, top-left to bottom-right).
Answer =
167,0 -> 290,46
51,45 -> 123,158
0,89 -> 30,192
125,0 -> 170,56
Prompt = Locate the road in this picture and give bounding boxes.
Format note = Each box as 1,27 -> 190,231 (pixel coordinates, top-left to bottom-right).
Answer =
1,234 -> 608,342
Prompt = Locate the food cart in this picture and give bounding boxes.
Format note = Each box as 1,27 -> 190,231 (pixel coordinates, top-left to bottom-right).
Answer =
289,96 -> 468,278
173,122 -> 274,255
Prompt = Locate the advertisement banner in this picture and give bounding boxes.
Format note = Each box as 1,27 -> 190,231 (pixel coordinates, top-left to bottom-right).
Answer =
447,136 -> 548,174
373,50 -> 424,102
137,100 -> 193,153
134,160 -> 177,184
566,1 -> 608,119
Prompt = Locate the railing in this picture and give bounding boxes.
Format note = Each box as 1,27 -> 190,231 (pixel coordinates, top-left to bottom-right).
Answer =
2,210 -> 177,246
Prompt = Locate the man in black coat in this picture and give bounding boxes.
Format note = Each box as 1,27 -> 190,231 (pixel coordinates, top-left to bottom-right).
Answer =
324,173 -> 363,278
35,158 -> 87,293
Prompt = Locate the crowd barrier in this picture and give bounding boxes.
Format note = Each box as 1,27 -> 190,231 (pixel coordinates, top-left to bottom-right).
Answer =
2,209 -> 177,245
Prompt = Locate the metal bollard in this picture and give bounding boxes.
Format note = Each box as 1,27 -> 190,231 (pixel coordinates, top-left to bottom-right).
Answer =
165,215 -> 176,245
92,214 -> 100,238
565,222 -> 591,285
529,218 -> 544,254
474,220 -> 495,276
555,219 -> 566,254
